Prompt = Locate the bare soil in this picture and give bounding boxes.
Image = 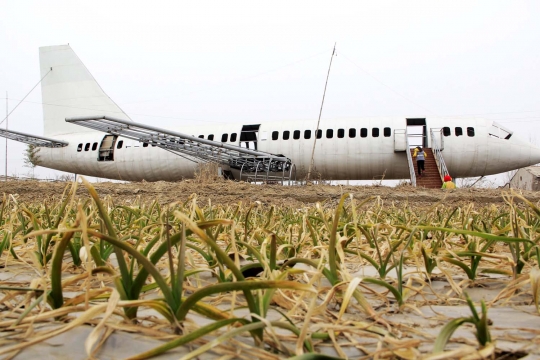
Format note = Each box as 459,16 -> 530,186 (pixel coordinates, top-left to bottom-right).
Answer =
0,179 -> 537,208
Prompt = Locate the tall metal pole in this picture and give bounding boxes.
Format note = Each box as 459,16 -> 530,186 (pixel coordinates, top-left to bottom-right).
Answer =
306,43 -> 336,181
5,91 -> 7,181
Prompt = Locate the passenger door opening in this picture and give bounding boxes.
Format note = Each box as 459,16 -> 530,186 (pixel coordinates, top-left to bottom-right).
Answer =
240,124 -> 260,150
406,118 -> 427,148
97,135 -> 118,161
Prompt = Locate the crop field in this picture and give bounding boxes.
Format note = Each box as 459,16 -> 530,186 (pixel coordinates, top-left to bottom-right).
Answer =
0,179 -> 539,359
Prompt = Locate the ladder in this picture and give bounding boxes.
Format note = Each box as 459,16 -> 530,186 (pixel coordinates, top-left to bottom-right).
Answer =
66,116 -> 296,184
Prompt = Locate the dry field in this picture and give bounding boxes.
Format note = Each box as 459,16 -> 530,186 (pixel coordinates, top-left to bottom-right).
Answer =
0,179 -> 539,359
2,178 -> 539,207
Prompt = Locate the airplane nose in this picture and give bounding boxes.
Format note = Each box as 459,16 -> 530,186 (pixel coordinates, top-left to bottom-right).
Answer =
530,144 -> 540,165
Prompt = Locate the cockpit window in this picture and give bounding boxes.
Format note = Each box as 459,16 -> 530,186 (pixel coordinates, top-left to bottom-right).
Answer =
489,122 -> 513,140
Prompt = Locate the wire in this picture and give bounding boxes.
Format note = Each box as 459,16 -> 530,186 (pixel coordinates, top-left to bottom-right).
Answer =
497,117 -> 540,123
5,48 -> 329,124
5,98 -> 224,123
339,52 -> 437,116
0,69 -> 52,126
117,48 -> 330,106
441,110 -> 540,117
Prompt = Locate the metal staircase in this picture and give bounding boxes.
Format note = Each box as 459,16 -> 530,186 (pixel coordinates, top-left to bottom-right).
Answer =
430,128 -> 449,182
0,128 -> 68,147
407,129 -> 450,188
410,148 -> 443,188
404,132 -> 417,187
395,128 -> 417,186
396,127 -> 450,188
66,116 -> 296,184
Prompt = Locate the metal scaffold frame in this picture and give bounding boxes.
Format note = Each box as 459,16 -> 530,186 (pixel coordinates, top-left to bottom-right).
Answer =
66,116 -> 295,184
430,128 -> 449,181
0,128 -> 68,148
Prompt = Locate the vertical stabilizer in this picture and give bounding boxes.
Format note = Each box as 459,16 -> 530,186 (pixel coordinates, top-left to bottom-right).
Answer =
39,45 -> 131,136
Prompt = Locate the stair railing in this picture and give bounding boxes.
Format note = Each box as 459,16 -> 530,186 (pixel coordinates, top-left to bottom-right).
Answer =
430,129 -> 449,181
405,132 -> 417,187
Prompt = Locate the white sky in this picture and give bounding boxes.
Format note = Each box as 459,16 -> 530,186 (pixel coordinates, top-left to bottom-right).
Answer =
1,1 -> 539,184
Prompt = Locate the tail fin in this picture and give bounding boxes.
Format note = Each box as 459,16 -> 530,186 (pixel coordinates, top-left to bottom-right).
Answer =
39,45 -> 131,136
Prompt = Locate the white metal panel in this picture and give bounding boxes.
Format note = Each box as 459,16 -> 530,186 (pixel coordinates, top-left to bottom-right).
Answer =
39,45 -> 131,136
36,115 -> 540,182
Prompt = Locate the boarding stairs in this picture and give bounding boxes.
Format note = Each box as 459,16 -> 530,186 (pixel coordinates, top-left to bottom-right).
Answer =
409,148 -> 443,188
66,116 -> 296,184
396,127 -> 449,188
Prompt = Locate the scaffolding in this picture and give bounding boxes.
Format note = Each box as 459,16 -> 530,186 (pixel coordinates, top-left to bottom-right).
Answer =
66,115 -> 296,184
0,128 -> 68,147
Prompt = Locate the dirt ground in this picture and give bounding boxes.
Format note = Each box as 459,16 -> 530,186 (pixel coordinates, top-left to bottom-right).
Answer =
0,178 -> 538,208
2,178 -> 540,359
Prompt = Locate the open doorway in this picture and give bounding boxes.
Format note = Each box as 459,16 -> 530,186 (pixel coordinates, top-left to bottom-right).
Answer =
239,125 -> 260,150
97,135 -> 118,161
406,118 -> 427,148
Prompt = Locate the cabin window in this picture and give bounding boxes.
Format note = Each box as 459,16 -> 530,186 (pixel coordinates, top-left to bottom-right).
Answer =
117,140 -> 124,149
221,133 -> 228,142
272,131 -> 279,140
230,133 -> 237,142
455,127 -> 463,136
443,127 -> 451,136
208,134 -> 214,141
360,128 -> 368,138
92,142 -> 98,151
304,130 -> 311,139
143,143 -> 149,147
293,130 -> 301,140
372,128 -> 380,137
316,129 -> 322,139
77,143 -> 83,152
337,129 -> 345,138
467,127 -> 475,137
326,129 -> 333,138
283,131 -> 290,140
384,127 -> 391,137
198,135 -> 204,139
84,143 -> 90,151
349,128 -> 356,138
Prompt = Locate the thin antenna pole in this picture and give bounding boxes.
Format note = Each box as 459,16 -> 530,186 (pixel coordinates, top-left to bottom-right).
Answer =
306,43 -> 336,181
5,92 -> 7,181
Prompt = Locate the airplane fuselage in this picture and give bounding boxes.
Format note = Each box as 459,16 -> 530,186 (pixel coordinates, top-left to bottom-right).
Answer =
3,45 -> 538,183
36,117 -> 540,182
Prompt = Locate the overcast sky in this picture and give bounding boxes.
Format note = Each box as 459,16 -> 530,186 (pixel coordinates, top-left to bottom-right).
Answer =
1,1 -> 539,183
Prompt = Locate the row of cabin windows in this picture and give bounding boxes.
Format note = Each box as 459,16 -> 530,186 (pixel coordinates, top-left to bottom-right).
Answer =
76,126 -> 477,152
77,140 -> 157,152
442,127 -> 475,137
196,128 -> 393,142
77,142 -> 99,152
273,127 -> 392,140
76,127 -> 394,152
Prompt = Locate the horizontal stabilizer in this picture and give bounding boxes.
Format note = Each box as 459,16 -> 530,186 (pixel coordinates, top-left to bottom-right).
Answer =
0,128 -> 68,147
66,115 -> 292,172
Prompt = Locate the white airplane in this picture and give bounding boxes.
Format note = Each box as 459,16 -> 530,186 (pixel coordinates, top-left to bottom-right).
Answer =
1,44 -> 539,186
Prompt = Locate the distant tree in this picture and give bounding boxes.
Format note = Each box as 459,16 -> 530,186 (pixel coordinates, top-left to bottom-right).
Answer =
23,144 -> 40,178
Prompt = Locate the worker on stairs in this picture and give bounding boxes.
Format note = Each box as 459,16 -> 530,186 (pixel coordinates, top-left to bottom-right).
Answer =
413,146 -> 427,177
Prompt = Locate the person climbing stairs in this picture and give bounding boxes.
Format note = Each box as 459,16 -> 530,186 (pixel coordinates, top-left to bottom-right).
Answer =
410,148 -> 443,188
